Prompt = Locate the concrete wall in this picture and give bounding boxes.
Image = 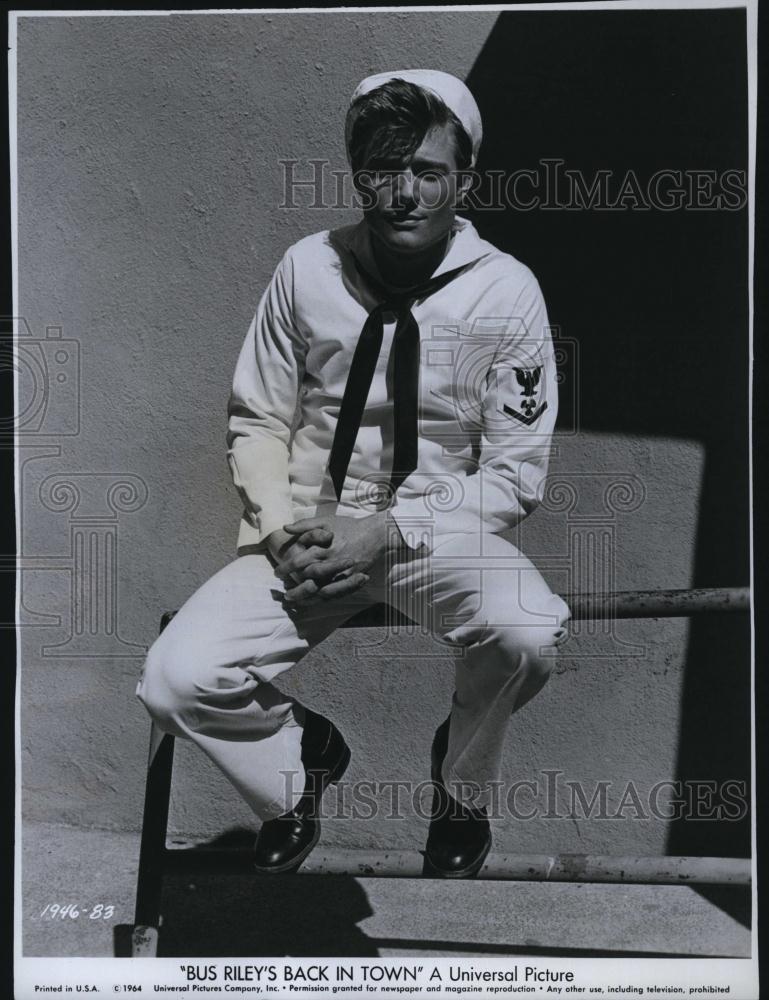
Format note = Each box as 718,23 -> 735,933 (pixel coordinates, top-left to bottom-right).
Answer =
16,11 -> 749,856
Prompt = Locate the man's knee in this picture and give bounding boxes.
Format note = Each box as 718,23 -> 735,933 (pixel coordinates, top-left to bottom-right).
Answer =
136,629 -> 211,725
449,615 -> 565,687
499,591 -> 570,680
491,622 -> 563,684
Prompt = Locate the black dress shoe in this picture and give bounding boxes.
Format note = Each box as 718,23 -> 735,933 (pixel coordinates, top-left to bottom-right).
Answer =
424,715 -> 491,879
253,709 -> 350,874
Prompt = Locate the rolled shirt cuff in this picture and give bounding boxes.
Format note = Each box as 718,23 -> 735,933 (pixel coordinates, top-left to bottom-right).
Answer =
228,441 -> 295,550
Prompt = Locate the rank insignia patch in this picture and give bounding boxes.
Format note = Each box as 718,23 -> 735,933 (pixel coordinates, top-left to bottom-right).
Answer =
500,366 -> 548,425
514,366 -> 542,396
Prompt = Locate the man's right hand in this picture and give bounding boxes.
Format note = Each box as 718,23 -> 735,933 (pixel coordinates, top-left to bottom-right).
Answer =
265,526 -> 369,605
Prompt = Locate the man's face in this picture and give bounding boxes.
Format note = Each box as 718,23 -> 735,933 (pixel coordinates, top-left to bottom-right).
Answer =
357,123 -> 469,256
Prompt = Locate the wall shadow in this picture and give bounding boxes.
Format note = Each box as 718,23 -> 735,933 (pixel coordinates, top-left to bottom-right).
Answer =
465,8 -> 750,859
152,829 -> 380,957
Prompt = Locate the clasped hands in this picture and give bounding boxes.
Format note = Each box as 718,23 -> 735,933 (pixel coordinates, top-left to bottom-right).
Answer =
266,512 -> 403,605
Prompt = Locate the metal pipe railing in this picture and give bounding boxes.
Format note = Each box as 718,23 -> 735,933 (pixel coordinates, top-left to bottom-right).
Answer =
344,587 -> 750,628
565,586 -> 749,620
161,846 -> 750,886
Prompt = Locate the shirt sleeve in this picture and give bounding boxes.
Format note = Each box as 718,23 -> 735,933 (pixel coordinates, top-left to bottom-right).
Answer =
390,274 -> 558,549
226,251 -> 306,547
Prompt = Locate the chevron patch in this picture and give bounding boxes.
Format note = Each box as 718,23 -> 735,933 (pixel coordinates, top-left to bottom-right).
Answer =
503,399 -> 548,425
499,365 -> 547,425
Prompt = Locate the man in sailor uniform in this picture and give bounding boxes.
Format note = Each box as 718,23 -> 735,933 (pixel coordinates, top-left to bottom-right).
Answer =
137,69 -> 570,878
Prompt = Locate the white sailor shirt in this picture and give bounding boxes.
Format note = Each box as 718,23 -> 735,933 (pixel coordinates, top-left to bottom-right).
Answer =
227,215 -> 558,553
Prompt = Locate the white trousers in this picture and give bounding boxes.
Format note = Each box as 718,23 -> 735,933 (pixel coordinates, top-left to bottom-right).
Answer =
136,531 -> 570,821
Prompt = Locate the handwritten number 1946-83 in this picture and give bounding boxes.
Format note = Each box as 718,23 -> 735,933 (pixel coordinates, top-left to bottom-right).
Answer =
39,903 -> 115,920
